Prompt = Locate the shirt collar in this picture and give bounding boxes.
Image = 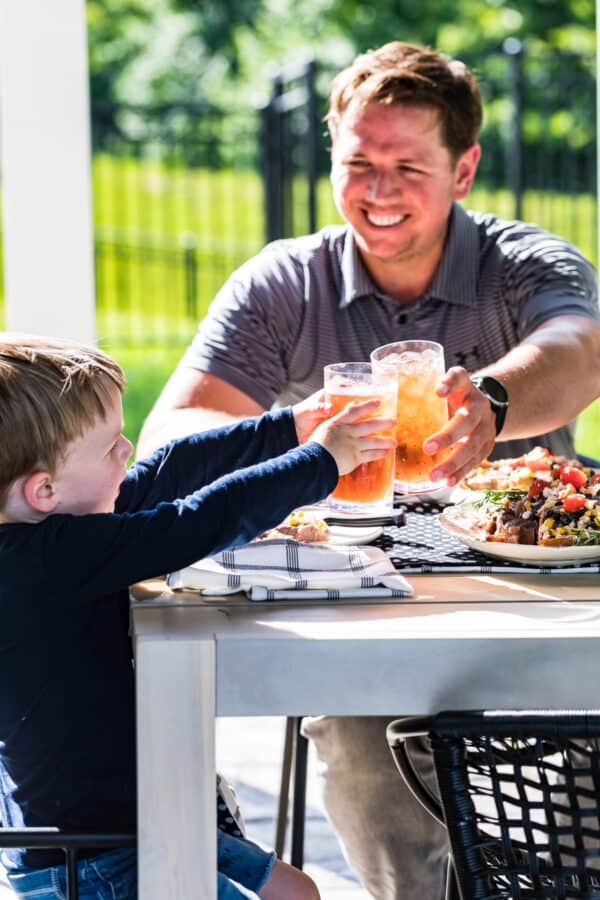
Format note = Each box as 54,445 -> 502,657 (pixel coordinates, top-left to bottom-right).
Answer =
425,203 -> 479,307
338,203 -> 480,309
339,229 -> 377,308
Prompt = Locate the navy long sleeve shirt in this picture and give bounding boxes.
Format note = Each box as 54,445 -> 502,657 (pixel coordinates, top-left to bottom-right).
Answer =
0,408 -> 337,868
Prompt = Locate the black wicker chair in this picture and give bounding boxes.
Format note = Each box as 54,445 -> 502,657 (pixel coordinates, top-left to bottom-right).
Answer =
387,710 -> 600,900
0,827 -> 136,900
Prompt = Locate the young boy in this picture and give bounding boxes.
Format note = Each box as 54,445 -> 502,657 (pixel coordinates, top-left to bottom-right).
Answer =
0,335 -> 394,900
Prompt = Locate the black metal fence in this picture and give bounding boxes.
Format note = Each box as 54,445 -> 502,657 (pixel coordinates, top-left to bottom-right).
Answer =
0,43 -> 596,342
261,59 -> 318,241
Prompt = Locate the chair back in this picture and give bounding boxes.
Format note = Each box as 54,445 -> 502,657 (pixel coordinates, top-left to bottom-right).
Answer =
0,827 -> 136,900
387,710 -> 600,900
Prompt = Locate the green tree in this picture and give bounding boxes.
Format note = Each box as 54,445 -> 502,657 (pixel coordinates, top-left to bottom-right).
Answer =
88,0 -> 152,104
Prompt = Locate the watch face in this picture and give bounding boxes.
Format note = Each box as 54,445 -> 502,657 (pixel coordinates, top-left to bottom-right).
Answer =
475,376 -> 508,406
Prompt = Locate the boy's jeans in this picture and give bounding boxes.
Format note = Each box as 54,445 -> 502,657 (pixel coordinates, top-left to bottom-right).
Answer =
5,848 -> 137,900
5,832 -> 274,900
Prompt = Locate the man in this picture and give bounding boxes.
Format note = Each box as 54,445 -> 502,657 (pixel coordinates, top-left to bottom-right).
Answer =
138,42 -> 600,899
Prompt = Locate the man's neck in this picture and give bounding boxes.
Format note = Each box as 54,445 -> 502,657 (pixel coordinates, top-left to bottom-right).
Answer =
368,264 -> 434,304
357,239 -> 446,305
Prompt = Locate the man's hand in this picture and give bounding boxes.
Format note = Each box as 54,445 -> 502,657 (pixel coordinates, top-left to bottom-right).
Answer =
421,366 -> 496,487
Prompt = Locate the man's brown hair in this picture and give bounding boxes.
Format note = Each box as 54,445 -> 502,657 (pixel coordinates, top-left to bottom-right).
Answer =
327,41 -> 483,160
0,335 -> 125,507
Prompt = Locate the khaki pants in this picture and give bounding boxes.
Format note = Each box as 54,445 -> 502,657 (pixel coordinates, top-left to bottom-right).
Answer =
302,716 -> 448,900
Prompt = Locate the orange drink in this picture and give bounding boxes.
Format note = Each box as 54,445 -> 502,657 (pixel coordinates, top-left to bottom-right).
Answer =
324,362 -> 397,514
370,341 -> 447,493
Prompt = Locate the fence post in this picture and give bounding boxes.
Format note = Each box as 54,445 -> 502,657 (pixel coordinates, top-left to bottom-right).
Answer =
261,60 -> 319,242
504,37 -> 524,220
261,74 -> 284,243
306,58 -> 318,233
180,233 -> 198,319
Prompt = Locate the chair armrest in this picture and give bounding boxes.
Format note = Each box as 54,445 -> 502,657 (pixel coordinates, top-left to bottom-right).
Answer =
386,717 -> 446,827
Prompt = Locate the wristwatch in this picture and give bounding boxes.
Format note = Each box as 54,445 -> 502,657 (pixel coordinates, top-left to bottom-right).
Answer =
470,375 -> 509,436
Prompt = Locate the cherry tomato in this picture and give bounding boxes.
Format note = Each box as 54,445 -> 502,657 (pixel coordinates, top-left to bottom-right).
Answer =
527,479 -> 547,498
563,493 -> 587,513
559,466 -> 587,490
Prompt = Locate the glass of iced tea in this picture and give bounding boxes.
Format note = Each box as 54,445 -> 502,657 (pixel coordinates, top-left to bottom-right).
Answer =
323,362 -> 397,515
370,340 -> 448,494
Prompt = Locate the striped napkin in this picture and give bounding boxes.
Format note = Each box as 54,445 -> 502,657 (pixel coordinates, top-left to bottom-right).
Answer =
167,539 -> 413,601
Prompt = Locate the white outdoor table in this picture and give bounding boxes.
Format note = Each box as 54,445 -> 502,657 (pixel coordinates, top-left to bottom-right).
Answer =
131,572 -> 600,900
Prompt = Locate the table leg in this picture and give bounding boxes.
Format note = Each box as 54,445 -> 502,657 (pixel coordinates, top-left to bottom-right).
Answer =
136,635 -> 216,900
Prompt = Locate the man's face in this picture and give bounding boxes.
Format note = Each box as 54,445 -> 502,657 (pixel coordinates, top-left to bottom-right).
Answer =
330,101 -> 480,282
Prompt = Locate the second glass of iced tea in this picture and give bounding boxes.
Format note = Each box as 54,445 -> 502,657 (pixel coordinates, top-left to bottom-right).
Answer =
370,340 -> 448,494
324,362 -> 397,515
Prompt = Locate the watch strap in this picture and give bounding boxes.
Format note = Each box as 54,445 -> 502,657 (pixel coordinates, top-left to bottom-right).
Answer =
471,375 -> 509,436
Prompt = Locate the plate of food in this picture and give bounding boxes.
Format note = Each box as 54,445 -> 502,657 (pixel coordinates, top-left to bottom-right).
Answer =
440,448 -> 600,566
460,446 -> 584,492
258,508 -> 385,546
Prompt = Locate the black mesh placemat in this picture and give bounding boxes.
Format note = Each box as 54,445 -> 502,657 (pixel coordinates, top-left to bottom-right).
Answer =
373,500 -> 600,575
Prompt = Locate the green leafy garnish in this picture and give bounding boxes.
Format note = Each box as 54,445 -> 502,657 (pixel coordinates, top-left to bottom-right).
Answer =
570,528 -> 600,546
473,489 -> 527,509
543,527 -> 600,546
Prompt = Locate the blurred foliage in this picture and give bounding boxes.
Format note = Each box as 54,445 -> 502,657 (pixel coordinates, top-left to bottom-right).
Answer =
87,0 -> 595,109
170,0 -> 263,72
86,0 -> 596,187
87,0 -> 151,105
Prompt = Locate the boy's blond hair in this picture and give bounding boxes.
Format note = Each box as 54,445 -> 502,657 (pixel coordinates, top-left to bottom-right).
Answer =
0,335 -> 125,506
327,41 -> 482,161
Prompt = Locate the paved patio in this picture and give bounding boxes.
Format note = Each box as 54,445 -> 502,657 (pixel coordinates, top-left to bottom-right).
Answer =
217,716 -> 370,898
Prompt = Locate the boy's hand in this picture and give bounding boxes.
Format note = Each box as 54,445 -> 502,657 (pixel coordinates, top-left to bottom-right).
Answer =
292,390 -> 333,444
310,400 -> 395,475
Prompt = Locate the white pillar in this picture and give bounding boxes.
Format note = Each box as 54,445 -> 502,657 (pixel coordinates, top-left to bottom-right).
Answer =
0,0 -> 96,343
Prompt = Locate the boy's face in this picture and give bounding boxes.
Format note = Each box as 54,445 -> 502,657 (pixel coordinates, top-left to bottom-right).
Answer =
52,384 -> 133,515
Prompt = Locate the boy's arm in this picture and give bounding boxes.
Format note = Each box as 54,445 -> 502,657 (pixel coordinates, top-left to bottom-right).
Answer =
34,441 -> 339,601
120,407 -> 299,513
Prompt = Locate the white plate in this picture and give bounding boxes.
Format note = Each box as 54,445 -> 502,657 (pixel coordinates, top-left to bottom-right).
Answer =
395,485 -> 455,504
327,524 -> 383,545
439,503 -> 600,567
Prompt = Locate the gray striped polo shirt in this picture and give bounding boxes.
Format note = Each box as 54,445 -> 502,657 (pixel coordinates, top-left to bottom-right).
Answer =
184,202 -> 598,460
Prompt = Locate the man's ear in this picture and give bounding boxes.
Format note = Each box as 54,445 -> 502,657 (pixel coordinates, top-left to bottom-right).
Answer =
23,471 -> 58,513
453,143 -> 481,199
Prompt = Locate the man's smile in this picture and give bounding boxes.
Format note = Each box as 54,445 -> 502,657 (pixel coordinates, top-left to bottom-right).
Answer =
365,212 -> 408,227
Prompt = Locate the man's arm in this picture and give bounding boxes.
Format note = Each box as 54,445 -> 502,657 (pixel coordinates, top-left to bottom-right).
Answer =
426,315 -> 600,485
481,315 -> 600,438
136,367 -> 263,459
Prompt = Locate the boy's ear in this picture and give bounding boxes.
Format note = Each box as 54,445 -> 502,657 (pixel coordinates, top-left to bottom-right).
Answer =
23,471 -> 58,513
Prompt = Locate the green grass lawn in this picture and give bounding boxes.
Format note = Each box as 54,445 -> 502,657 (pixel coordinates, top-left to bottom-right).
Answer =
106,343 -> 187,446
576,399 -> 600,459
